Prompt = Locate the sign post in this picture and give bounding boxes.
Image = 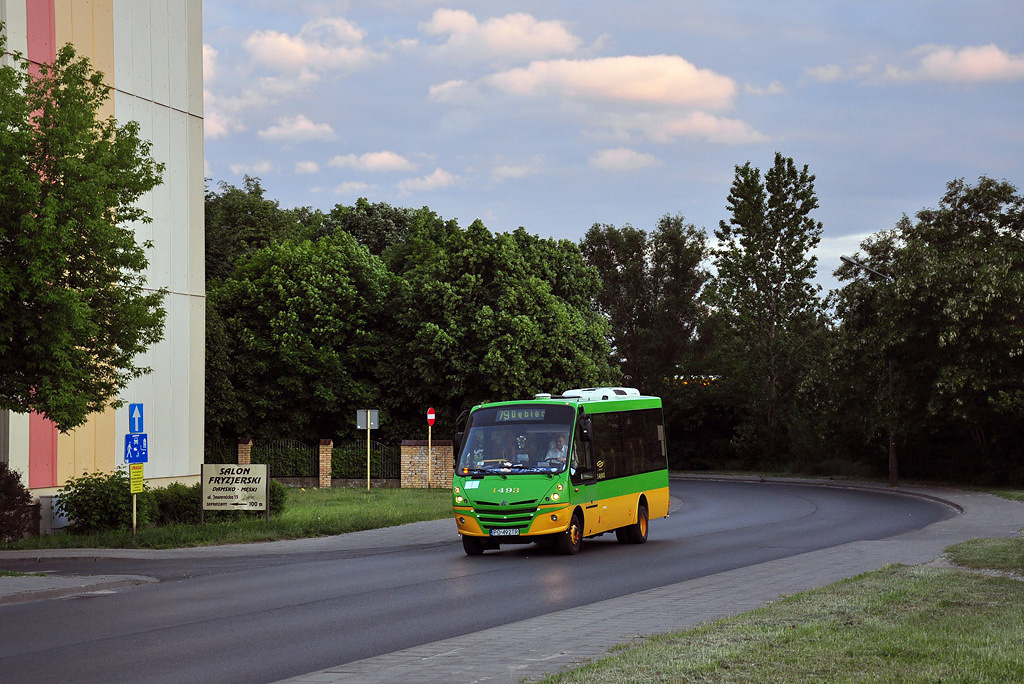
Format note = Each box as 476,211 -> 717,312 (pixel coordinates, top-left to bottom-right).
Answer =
426,407 -> 436,488
129,463 -> 144,535
125,403 -> 147,536
356,410 -> 379,491
200,463 -> 269,524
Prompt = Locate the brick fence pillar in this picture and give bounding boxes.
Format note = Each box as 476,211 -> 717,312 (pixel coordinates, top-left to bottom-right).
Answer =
319,439 -> 333,488
237,438 -> 252,465
401,440 -> 453,489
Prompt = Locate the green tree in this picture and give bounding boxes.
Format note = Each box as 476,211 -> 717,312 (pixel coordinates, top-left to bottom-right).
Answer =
832,176 -> 1024,482
379,216 -> 617,439
580,214 -> 709,390
0,34 -> 165,431
711,153 -> 825,462
205,176 -> 312,282
206,233 -> 391,442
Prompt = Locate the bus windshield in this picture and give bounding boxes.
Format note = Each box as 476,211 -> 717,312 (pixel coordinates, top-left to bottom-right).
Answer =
457,404 -> 576,475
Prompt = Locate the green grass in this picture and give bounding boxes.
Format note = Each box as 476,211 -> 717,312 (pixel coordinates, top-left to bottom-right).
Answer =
946,536 -> 1024,574
538,565 -> 1024,683
0,570 -> 44,577
1,487 -> 453,550
988,489 -> 1024,503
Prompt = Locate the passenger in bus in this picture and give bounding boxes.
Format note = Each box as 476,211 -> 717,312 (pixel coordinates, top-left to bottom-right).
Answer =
545,434 -> 568,463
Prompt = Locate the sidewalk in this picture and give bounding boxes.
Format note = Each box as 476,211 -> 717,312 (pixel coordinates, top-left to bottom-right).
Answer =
2,478 -> 1022,682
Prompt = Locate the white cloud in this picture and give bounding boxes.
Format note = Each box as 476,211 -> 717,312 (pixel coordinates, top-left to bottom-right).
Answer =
204,88 -> 268,139
398,167 -> 457,193
229,160 -> 273,175
484,55 -> 737,109
295,161 -> 320,174
429,79 -> 478,103
203,44 -> 217,82
328,151 -> 417,172
588,148 -> 661,171
259,115 -> 336,142
244,17 -> 375,75
886,44 -> 1024,82
422,9 -> 582,60
334,181 -> 375,195
492,155 -> 544,180
609,111 -> 769,145
805,64 -> 846,83
745,80 -> 785,96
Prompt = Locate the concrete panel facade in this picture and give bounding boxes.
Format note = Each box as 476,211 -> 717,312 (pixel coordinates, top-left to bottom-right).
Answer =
0,0 -> 205,492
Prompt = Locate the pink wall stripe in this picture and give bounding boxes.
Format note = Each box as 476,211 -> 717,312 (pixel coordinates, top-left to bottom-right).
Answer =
25,0 -> 59,487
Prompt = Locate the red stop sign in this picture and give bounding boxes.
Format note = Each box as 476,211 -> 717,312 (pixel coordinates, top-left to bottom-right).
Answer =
426,407 -> 436,426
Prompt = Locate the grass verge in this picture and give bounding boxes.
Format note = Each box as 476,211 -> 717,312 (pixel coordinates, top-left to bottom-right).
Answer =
538,564 -> 1024,683
946,536 -> 1024,574
2,487 -> 453,550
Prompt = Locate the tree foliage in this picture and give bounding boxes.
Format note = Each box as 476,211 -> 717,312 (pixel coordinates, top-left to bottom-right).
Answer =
580,214 -> 709,388
207,233 -> 390,442
831,176 -> 1024,481
711,153 -> 826,462
0,34 -> 165,431
204,195 -> 617,444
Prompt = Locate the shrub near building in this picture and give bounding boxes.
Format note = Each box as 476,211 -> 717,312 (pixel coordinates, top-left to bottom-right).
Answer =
0,463 -> 35,542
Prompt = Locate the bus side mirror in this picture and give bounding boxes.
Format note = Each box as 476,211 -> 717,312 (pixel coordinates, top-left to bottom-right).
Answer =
579,418 -> 592,442
453,431 -> 464,463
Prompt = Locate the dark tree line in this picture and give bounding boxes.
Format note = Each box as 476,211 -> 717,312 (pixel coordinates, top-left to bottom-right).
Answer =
205,164 -> 1024,485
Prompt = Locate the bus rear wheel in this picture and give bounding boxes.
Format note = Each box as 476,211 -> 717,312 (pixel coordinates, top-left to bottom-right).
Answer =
462,535 -> 486,556
559,512 -> 583,555
618,503 -> 649,544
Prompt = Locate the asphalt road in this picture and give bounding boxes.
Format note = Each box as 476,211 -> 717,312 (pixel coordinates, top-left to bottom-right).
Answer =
0,479 -> 952,684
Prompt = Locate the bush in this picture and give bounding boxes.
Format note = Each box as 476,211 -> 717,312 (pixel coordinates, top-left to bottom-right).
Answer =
0,462 -> 34,542
269,479 -> 287,516
57,470 -> 156,533
152,482 -> 202,525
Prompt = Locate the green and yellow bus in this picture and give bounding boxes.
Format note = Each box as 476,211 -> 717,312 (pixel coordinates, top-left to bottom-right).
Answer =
452,387 -> 670,555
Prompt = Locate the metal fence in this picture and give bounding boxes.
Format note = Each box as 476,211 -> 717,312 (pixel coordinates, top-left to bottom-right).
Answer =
204,437 -> 238,464
332,441 -> 400,479
251,439 -> 318,478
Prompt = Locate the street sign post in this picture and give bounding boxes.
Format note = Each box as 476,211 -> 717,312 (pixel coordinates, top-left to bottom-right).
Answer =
129,403 -> 144,433
356,410 -> 380,491
124,433 -> 149,463
426,407 -> 436,488
129,463 -> 144,536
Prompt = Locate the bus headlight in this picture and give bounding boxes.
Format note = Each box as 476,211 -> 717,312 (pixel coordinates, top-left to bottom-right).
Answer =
454,486 -> 461,494
551,492 -> 560,501
455,495 -> 464,503
556,483 -> 564,491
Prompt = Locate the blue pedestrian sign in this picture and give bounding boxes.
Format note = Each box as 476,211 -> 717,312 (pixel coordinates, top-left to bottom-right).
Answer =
129,403 -> 144,434
124,433 -> 149,464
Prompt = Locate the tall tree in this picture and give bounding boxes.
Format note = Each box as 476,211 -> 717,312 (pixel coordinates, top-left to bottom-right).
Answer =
379,217 -> 617,439
832,176 -> 1024,481
0,35 -> 165,431
204,176 -> 311,282
206,233 -> 390,442
580,215 -> 709,390
712,153 -> 825,460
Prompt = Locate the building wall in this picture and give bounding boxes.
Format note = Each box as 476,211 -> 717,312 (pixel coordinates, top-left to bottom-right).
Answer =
0,0 -> 204,492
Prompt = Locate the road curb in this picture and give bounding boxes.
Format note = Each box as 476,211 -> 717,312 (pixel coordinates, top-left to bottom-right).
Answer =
669,473 -> 967,514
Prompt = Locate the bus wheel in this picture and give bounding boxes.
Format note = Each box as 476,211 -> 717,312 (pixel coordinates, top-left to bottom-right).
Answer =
559,512 -> 583,555
625,504 -> 649,544
462,535 -> 486,556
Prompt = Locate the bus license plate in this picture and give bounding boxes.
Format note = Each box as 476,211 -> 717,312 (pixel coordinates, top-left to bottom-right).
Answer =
490,528 -> 520,536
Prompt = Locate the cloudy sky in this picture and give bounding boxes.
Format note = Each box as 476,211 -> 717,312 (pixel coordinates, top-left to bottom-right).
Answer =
202,1 -> 1023,290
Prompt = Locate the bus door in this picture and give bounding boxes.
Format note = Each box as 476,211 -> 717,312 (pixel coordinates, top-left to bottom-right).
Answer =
571,415 -> 598,534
